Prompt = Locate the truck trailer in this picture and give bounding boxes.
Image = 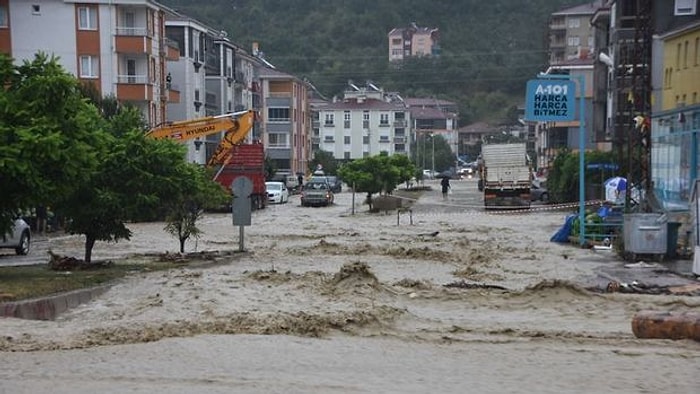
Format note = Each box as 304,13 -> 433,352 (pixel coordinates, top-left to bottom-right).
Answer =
478,142 -> 532,209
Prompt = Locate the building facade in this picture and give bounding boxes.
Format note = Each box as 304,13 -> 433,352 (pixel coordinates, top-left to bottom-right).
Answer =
651,19 -> 700,211
0,0 -> 179,128
387,23 -> 440,62
404,98 -> 459,158
549,2 -> 600,65
258,66 -> 310,176
316,83 -> 411,160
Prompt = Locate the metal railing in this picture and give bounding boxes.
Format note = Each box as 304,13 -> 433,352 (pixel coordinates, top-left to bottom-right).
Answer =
115,26 -> 148,36
117,74 -> 148,84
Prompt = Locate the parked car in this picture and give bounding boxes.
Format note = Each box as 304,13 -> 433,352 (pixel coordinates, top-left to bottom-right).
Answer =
423,169 -> 437,179
0,217 -> 31,255
265,181 -> 289,204
325,175 -> 343,193
531,179 -> 549,203
300,181 -> 334,207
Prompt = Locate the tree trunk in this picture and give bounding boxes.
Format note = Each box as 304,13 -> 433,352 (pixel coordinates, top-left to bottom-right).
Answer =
179,237 -> 186,253
84,235 -> 96,263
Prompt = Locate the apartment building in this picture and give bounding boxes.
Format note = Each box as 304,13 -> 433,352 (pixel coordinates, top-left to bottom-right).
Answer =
258,65 -> 310,175
387,22 -> 440,62
651,19 -> 700,210
316,83 -> 410,160
549,2 -> 600,65
0,0 -> 179,128
404,97 -> 459,156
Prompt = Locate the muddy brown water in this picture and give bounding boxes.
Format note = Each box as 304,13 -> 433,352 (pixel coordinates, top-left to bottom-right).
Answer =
1,179 -> 699,393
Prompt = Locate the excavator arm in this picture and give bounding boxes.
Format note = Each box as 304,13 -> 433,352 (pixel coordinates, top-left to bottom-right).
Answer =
146,110 -> 255,144
206,110 -> 256,166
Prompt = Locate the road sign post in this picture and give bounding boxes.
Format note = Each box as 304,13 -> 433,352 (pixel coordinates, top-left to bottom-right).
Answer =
526,75 -> 586,246
231,176 -> 253,252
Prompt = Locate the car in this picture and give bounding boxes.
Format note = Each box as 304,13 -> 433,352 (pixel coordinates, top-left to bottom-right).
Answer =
0,217 -> 31,255
300,181 -> 334,207
325,175 -> 343,193
265,181 -> 289,204
423,169 -> 437,179
531,179 -> 549,203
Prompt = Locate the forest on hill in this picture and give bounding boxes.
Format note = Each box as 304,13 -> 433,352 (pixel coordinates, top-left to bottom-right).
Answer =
161,0 -> 577,124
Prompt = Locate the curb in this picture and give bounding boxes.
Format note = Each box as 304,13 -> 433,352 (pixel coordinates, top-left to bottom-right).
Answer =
0,285 -> 110,321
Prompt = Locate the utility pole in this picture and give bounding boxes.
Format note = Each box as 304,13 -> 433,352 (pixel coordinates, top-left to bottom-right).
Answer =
431,133 -> 435,175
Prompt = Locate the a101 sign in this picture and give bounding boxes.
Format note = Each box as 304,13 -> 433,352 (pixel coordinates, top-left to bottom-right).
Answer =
524,79 -> 576,121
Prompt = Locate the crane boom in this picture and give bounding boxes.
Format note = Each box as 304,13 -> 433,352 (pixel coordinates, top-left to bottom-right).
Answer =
146,110 -> 255,144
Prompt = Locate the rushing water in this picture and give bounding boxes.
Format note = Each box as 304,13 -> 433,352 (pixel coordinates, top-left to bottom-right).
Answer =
1,179 -> 699,393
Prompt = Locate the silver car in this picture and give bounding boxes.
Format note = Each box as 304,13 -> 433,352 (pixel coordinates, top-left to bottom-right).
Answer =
1,217 -> 31,255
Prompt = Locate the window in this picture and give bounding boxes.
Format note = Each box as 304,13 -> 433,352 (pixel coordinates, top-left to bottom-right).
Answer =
344,111 -> 351,128
677,43 -> 682,70
31,4 -> 40,15
675,0 -> 696,15
78,7 -> 97,30
380,113 -> 389,125
324,113 -> 334,126
567,36 -> 580,46
587,36 -> 594,48
324,135 -> 334,142
379,135 -> 390,142
0,6 -> 8,27
79,55 -> 98,78
344,136 -> 351,144
685,41 -> 689,68
363,136 -> 369,144
268,133 -> 288,147
567,18 -> 580,28
695,37 -> 699,66
268,108 -> 290,122
344,152 -> 351,160
395,144 -> 406,152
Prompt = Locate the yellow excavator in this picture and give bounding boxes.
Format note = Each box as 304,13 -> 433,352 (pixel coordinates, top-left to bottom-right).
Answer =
146,109 -> 256,166
146,110 -> 268,210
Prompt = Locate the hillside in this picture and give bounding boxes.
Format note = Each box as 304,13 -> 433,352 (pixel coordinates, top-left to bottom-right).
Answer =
160,0 -> 576,124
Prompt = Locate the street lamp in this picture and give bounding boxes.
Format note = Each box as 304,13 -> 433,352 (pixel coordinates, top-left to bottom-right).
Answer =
422,132 -> 426,171
430,133 -> 435,176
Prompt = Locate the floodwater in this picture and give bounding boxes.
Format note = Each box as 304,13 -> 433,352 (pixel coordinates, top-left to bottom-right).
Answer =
1,178 -> 699,393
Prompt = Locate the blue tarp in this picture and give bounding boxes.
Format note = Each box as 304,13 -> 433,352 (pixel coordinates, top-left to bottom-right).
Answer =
551,214 -> 576,243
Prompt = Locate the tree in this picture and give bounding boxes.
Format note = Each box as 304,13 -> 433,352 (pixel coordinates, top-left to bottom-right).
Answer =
61,127 -> 194,262
412,133 -> 456,173
164,165 -> 230,253
310,149 -> 339,175
338,153 -> 415,209
0,53 -> 106,234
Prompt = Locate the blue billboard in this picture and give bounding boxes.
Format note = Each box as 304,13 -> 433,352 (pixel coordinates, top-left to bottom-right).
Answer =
525,79 -> 576,122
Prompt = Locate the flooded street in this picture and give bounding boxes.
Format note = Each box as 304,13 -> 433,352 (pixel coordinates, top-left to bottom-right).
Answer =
1,178 -> 699,393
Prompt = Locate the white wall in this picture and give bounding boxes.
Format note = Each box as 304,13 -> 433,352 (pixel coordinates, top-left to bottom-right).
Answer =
10,0 -> 78,73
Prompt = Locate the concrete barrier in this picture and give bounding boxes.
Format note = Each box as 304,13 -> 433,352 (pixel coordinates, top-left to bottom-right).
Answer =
0,286 -> 110,320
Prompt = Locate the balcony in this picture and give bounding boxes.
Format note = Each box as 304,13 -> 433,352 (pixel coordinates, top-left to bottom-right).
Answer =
164,38 -> 180,61
162,83 -> 180,103
115,27 -> 152,55
393,136 -> 406,143
393,120 -> 407,127
116,74 -> 152,101
379,122 -> 390,128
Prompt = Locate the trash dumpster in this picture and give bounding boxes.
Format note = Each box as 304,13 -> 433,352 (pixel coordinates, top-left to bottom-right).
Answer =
623,213 -> 667,259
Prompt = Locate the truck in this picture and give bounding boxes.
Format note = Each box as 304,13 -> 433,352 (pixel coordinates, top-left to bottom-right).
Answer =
477,142 -> 532,209
146,110 -> 267,210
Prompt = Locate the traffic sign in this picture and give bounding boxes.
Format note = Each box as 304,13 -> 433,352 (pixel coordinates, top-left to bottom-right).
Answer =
525,79 -> 576,121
